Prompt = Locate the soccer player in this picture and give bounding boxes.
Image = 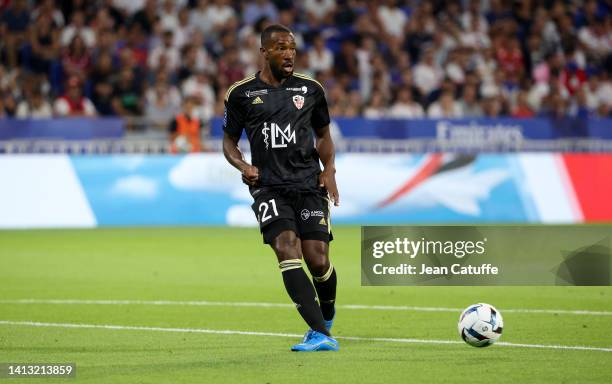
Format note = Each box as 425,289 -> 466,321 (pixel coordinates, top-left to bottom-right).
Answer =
222,24 -> 339,352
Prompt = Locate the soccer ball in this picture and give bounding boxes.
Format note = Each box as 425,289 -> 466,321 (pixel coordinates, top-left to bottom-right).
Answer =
458,303 -> 504,347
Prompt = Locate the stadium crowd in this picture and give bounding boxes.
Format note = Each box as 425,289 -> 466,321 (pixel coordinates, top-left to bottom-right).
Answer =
0,0 -> 610,126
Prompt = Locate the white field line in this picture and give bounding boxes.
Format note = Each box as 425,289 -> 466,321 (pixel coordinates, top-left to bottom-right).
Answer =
1,320 -> 611,353
1,299 -> 611,316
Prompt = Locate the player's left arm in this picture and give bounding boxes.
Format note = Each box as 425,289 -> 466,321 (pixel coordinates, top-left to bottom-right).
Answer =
311,82 -> 339,206
315,125 -> 339,206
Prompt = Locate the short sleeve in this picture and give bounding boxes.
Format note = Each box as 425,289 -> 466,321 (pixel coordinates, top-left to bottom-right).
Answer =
223,92 -> 245,137
311,85 -> 330,131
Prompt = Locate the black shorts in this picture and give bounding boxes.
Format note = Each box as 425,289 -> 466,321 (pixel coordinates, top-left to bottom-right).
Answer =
251,187 -> 334,244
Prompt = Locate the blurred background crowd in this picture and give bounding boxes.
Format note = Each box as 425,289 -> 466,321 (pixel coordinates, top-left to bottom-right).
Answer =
0,0 -> 610,129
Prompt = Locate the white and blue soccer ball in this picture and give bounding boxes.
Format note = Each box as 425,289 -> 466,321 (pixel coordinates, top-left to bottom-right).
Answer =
458,303 -> 504,347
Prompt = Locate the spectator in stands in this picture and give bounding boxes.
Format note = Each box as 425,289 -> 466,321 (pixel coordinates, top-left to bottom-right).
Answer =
110,0 -> 146,19
146,71 -> 182,129
444,49 -> 466,85
16,86 -> 52,119
238,28 -> 262,76
243,0 -> 278,25
205,0 -> 238,41
61,0 -> 98,25
92,28 -> 117,62
511,90 -> 535,118
0,0 -> 30,68
334,39 -> 359,79
190,0 -> 213,37
593,72 -> 612,116
169,96 -> 205,153
117,49 -> 144,91
177,44 -> 199,83
53,76 -> 96,117
389,88 -> 425,119
1,91 -> 18,118
302,0 -> 336,25
173,7 -> 194,49
148,30 -> 179,73
427,91 -> 463,118
28,14 -> 60,79
460,11 -> 491,49
182,70 -> 215,123
578,16 -> 611,59
363,91 -> 387,119
496,36 -> 524,79
60,10 -> 95,48
343,90 -> 363,118
131,0 -> 158,35
62,35 -> 91,82
190,31 -> 215,75
459,84 -> 483,117
118,23 -> 148,69
377,0 -> 407,39
572,87 -> 593,118
90,52 -> 115,115
91,6 -> 116,35
540,91 -> 570,119
159,0 -> 179,32
99,0 -> 124,32
31,0 -> 65,29
0,65 -> 21,106
308,34 -> 334,75
482,96 -> 503,118
413,48 -> 443,101
217,46 -> 245,88
112,68 -> 143,117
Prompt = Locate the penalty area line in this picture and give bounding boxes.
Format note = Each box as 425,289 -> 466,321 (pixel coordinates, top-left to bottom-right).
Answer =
0,320 -> 611,353
1,299 -> 611,317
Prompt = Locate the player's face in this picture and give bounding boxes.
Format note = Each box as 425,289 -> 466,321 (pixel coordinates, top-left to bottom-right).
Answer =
265,32 -> 296,78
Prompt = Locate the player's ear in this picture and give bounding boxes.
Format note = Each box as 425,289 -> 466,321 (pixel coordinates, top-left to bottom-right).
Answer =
260,46 -> 268,59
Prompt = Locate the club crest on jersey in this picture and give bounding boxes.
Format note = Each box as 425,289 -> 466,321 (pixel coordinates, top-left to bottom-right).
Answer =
292,95 -> 304,110
262,122 -> 296,149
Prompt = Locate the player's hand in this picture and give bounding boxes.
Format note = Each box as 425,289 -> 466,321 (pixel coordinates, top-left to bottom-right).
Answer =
319,167 -> 340,206
241,165 -> 260,186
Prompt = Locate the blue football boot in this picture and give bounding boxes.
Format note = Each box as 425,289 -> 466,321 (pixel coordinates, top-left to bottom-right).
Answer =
291,331 -> 339,352
302,310 -> 335,342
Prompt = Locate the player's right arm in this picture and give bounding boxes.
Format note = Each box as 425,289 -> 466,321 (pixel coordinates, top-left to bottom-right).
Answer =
222,132 -> 259,186
222,88 -> 259,186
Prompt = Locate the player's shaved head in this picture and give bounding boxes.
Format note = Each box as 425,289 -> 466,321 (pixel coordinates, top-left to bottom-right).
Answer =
261,24 -> 293,48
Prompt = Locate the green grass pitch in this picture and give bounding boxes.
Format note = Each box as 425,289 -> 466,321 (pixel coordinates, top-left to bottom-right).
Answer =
1,227 -> 611,383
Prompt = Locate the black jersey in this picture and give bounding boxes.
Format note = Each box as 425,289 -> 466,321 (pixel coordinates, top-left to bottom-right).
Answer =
223,72 -> 330,192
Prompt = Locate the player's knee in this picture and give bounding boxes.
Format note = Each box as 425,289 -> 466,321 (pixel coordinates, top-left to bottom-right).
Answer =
304,243 -> 330,276
307,255 -> 330,277
272,231 -> 300,261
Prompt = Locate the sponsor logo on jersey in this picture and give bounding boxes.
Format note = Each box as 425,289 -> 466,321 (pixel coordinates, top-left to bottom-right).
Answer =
252,96 -> 264,105
300,209 -> 325,221
262,122 -> 296,149
286,86 -> 307,94
292,95 -> 304,110
245,89 -> 268,97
